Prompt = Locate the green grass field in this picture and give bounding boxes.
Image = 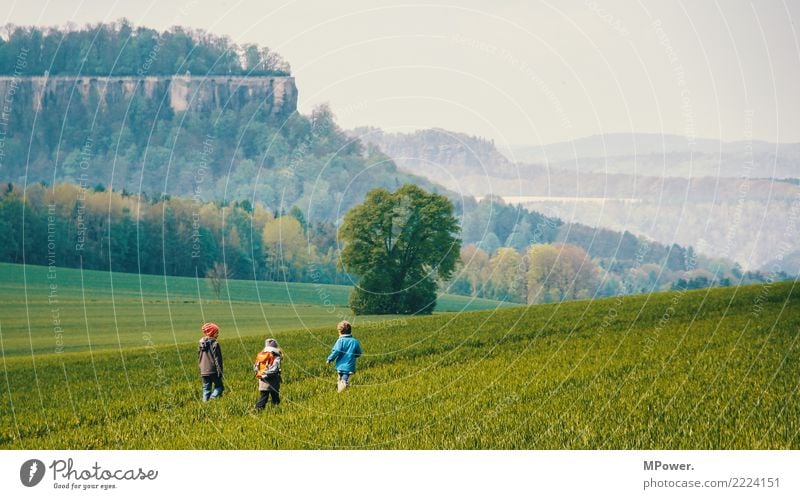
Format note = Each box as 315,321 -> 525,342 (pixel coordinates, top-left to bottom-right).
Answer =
0,263 -> 798,449
0,263 -> 509,356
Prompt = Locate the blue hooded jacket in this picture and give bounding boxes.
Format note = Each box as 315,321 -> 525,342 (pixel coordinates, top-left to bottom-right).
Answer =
327,334 -> 363,373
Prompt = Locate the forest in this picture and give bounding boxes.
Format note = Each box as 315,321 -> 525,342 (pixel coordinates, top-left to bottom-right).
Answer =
0,181 -> 780,301
0,20 -> 290,76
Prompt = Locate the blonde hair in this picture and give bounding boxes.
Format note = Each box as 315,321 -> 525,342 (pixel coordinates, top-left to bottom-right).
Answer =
337,320 -> 352,335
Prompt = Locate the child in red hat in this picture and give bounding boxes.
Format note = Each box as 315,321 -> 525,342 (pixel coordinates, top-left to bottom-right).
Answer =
198,322 -> 224,401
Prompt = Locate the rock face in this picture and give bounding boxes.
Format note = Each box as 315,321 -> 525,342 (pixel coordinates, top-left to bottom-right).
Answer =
0,75 -> 297,116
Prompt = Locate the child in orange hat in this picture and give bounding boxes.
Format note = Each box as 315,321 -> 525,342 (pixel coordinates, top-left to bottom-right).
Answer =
198,322 -> 224,401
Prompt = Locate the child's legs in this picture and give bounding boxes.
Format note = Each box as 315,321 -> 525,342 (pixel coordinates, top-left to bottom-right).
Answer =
210,375 -> 224,399
255,390 -> 270,410
201,376 -> 213,401
267,377 -> 281,405
336,372 -> 351,392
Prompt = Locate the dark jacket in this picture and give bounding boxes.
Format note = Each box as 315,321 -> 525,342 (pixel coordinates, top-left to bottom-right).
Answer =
198,337 -> 223,377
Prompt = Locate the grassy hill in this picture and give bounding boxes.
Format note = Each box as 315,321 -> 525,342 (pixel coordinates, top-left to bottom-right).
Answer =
0,266 -> 797,449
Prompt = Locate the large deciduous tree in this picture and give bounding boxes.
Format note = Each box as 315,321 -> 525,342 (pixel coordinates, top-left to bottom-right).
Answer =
489,247 -> 527,302
339,184 -> 460,315
527,243 -> 600,303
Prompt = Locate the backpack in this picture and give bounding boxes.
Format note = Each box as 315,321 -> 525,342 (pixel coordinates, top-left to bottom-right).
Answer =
254,350 -> 276,379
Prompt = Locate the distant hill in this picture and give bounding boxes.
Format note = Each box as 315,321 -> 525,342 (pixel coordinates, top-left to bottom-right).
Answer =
356,128 -> 800,185
0,22 -> 440,221
356,127 -> 800,271
350,126 -> 518,186
0,74 -> 439,223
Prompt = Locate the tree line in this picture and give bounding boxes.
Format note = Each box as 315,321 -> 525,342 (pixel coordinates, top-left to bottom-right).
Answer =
449,238 -> 783,305
1,180 -> 783,305
0,20 -> 290,76
0,182 -> 345,284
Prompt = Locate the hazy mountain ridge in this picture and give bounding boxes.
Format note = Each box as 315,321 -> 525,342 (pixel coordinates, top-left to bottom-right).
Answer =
356,127 -> 800,271
351,126 -> 519,182
505,133 -> 800,178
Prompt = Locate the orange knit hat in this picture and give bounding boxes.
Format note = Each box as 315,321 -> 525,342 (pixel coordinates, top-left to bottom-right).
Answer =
202,322 -> 220,338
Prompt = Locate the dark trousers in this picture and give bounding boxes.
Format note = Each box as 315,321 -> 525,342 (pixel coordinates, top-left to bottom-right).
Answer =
255,376 -> 281,409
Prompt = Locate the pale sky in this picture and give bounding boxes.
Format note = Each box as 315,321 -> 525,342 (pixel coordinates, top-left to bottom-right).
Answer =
3,0 -> 799,149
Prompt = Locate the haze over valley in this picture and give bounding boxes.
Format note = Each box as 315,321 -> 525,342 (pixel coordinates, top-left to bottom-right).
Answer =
354,127 -> 800,272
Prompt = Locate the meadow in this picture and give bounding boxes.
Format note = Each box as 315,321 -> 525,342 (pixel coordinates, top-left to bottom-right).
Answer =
0,263 -> 798,449
0,263 -> 507,356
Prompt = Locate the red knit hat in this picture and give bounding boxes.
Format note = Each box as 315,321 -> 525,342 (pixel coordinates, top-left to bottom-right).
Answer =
202,322 -> 220,338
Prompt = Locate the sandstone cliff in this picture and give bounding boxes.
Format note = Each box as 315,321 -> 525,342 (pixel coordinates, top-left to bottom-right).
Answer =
0,75 -> 297,116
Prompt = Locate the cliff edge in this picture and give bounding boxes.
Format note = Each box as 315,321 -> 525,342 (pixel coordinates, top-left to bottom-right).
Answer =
0,75 -> 297,116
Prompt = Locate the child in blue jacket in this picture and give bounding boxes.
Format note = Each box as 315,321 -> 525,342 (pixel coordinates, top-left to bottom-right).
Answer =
326,320 -> 362,392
